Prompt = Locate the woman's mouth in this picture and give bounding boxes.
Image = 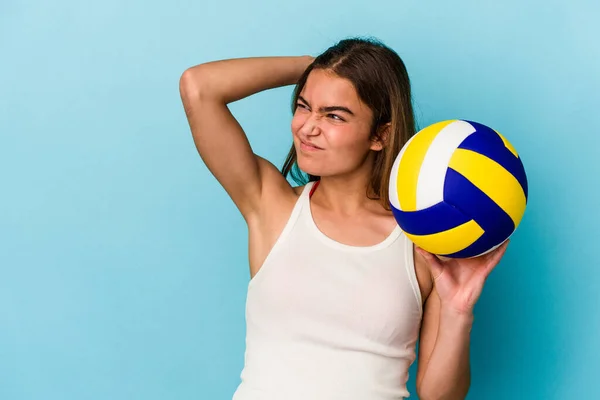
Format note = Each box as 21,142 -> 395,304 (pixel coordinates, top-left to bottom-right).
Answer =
300,139 -> 323,152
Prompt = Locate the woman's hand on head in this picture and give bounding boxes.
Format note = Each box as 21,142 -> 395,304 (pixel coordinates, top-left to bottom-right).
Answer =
415,240 -> 509,316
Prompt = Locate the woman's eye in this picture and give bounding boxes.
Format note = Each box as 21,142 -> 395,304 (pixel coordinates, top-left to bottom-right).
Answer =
296,103 -> 309,110
328,113 -> 344,121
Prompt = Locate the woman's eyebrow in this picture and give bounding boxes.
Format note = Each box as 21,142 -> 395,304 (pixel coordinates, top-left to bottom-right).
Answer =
298,96 -> 355,116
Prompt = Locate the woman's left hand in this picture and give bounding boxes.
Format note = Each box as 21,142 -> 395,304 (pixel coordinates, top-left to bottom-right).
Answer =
416,240 -> 509,315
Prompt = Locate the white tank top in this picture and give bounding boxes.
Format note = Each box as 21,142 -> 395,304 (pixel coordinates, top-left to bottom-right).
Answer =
232,181 -> 423,400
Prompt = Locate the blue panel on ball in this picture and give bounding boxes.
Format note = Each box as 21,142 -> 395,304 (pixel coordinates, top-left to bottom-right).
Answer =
442,168 -> 515,257
459,120 -> 529,200
443,232 -> 504,258
391,200 -> 470,236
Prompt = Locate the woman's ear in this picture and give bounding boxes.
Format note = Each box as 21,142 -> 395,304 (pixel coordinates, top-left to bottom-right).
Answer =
370,123 -> 392,151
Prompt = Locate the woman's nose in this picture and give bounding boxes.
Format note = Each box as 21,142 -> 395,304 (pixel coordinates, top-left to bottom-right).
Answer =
299,115 -> 321,136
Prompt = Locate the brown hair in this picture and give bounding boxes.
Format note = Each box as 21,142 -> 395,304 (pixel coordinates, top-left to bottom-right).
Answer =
281,37 -> 416,210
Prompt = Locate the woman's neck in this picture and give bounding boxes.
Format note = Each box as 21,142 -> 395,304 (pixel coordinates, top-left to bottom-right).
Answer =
312,172 -> 379,215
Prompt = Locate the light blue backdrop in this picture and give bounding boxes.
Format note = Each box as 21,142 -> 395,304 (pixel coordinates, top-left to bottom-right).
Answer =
1,0 -> 599,398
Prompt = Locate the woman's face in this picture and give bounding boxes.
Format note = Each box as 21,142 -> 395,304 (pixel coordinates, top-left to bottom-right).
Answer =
291,69 -> 382,178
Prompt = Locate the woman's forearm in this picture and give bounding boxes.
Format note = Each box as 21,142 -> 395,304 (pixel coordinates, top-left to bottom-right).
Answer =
419,308 -> 473,400
181,56 -> 313,104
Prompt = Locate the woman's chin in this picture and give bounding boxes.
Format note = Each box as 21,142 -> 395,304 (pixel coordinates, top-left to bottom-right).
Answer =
296,159 -> 321,177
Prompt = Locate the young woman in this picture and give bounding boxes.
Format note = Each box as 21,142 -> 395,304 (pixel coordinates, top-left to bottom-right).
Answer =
179,38 -> 508,400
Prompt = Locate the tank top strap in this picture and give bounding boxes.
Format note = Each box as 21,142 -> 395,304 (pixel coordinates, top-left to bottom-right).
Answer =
296,181 -> 317,209
298,181 -> 317,219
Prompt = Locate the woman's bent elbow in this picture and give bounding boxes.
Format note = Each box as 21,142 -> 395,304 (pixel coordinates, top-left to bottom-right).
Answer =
179,68 -> 204,100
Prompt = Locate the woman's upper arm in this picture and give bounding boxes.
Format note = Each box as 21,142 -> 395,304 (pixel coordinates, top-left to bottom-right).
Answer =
179,69 -> 289,220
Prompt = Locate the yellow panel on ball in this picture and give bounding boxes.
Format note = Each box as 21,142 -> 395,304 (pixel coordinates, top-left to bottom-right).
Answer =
494,130 -> 519,158
405,219 -> 485,255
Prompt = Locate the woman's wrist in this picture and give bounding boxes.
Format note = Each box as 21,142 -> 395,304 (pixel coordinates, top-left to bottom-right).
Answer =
440,304 -> 475,329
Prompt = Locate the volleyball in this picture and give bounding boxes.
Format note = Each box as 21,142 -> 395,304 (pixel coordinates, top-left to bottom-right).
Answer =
389,119 -> 528,258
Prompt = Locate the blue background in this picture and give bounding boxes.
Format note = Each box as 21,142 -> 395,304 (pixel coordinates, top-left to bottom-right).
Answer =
1,0 -> 599,398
